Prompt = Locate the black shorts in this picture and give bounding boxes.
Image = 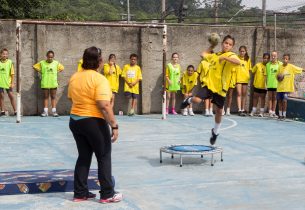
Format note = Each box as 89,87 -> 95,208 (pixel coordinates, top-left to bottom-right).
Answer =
253,87 -> 267,94
41,88 -> 57,90
124,92 -> 139,99
0,87 -> 13,93
195,86 -> 225,109
267,88 -> 277,91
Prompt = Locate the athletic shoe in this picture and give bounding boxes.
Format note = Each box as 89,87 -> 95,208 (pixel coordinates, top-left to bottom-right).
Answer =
128,109 -> 135,116
271,113 -> 277,118
182,108 -> 188,116
1,111 -> 5,116
209,111 -> 214,117
249,112 -> 254,117
210,128 -> 219,145
171,109 -> 178,115
240,111 -> 246,116
52,112 -> 59,117
188,109 -> 195,116
258,113 -> 263,117
225,110 -> 231,116
100,192 -> 123,204
73,192 -> 96,202
41,111 -> 48,117
180,97 -> 191,109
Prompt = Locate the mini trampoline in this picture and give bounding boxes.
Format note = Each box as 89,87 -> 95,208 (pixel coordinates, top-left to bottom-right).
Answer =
160,144 -> 223,167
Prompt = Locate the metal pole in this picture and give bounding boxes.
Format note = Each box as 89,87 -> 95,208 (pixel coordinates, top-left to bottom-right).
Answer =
161,0 -> 166,23
16,20 -> 22,123
274,13 -> 277,51
214,0 -> 219,24
127,0 -> 130,23
262,0 -> 267,27
162,25 -> 167,120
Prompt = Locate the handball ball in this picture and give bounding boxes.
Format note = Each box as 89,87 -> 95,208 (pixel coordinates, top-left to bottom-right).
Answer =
277,73 -> 285,82
208,33 -> 220,46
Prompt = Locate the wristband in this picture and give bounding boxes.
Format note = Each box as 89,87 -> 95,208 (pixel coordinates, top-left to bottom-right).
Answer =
111,125 -> 119,130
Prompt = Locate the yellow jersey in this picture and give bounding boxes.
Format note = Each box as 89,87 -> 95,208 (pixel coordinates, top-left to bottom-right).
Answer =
68,70 -> 112,119
103,63 -> 122,93
197,60 -> 210,87
252,62 -> 267,89
121,64 -> 142,94
205,52 -> 240,97
77,59 -> 83,72
236,57 -> 252,83
276,64 -> 303,92
181,71 -> 198,94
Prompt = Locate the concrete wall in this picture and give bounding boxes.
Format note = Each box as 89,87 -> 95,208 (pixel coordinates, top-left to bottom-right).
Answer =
1,20 -> 305,115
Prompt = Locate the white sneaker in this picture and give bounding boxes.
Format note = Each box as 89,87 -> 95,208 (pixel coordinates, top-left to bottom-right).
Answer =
100,192 -> 123,204
41,112 -> 48,117
225,110 -> 231,116
222,110 -> 225,116
52,112 -> 59,117
205,110 -> 210,117
249,112 -> 254,117
182,109 -> 188,116
258,113 -> 263,117
209,111 -> 214,117
188,108 -> 195,116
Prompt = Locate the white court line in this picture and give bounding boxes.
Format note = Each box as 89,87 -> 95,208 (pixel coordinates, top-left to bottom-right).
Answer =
0,117 -> 238,141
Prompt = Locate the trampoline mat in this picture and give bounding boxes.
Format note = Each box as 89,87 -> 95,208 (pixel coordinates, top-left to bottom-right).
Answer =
168,145 -> 215,152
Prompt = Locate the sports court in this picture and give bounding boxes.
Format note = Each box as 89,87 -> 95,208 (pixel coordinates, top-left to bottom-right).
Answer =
0,114 -> 304,210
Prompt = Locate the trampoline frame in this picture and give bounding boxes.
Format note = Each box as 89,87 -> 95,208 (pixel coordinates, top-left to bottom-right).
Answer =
160,144 -> 223,167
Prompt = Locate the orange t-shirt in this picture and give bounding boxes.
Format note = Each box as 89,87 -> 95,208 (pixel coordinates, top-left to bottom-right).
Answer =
68,70 -> 112,118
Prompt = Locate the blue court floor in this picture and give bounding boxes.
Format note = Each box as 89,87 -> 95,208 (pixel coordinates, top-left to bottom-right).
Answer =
0,114 -> 305,210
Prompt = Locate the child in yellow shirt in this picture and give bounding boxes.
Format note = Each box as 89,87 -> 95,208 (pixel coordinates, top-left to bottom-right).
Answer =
103,54 -> 122,108
181,65 -> 198,116
249,53 -> 270,117
276,54 -> 304,120
197,59 -> 213,116
122,54 -> 142,116
236,45 -> 252,116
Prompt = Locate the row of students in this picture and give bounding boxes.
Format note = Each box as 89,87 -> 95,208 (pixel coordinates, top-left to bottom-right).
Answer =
78,53 -> 142,116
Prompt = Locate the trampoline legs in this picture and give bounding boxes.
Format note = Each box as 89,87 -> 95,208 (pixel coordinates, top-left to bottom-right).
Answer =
201,155 -> 203,158
171,154 -> 174,159
160,151 -> 162,163
221,152 -> 223,162
180,155 -> 183,167
211,154 -> 214,166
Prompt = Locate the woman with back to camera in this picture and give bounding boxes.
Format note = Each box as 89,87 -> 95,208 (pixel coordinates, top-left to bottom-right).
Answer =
68,46 -> 122,204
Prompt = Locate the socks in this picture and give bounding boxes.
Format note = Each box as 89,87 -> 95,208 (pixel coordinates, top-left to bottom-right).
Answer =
43,107 -> 48,113
283,111 -> 286,117
279,111 -> 283,117
260,108 -> 264,114
205,109 -> 209,115
210,108 -> 213,114
251,107 -> 257,114
213,123 -> 221,135
52,108 -> 56,113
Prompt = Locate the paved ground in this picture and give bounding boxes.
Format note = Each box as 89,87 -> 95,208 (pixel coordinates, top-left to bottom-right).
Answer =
0,114 -> 305,210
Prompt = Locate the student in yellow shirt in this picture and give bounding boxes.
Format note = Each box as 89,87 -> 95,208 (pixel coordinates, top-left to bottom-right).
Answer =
33,50 -> 64,117
103,54 -> 122,108
249,53 -> 270,117
181,35 -> 240,145
197,59 -> 213,116
236,46 -> 252,116
276,54 -> 304,120
181,65 -> 198,116
121,54 -> 142,116
0,48 -> 16,115
77,48 -> 102,72
166,53 -> 181,115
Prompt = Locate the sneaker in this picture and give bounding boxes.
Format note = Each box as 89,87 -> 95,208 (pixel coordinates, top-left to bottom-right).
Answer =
271,113 -> 277,118
41,111 -> 48,117
100,192 -> 123,204
1,111 -> 5,116
209,111 -> 214,117
222,110 -> 225,116
249,112 -> 254,117
188,109 -> 195,116
73,192 -> 96,202
171,109 -> 178,115
52,112 -> 59,117
128,109 -> 135,116
225,110 -> 231,116
258,113 -> 263,117
182,108 -> 188,116
166,108 -> 169,115
180,97 -> 191,109
210,128 -> 219,145
240,111 -> 246,116
14,111 -> 17,116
